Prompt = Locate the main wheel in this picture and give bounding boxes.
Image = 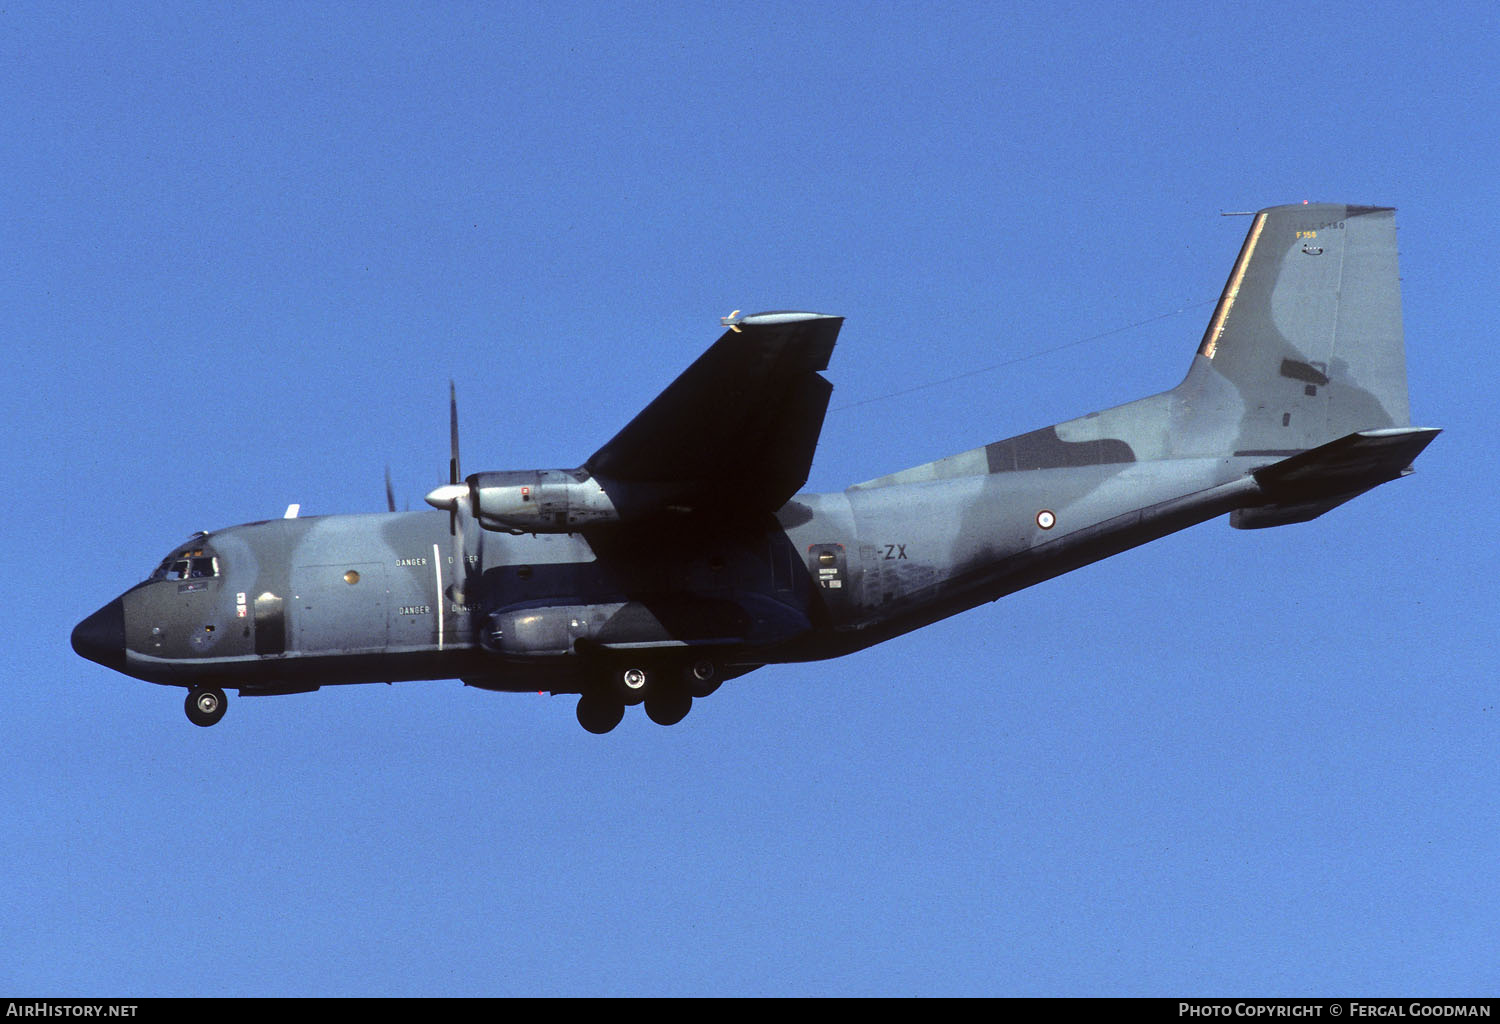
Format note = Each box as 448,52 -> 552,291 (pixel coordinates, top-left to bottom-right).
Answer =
184,687 -> 227,727
577,692 -> 625,734
685,657 -> 722,699
612,666 -> 651,706
645,687 -> 692,727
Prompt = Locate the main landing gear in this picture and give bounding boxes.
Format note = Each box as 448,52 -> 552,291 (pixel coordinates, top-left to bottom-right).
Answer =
575,657 -> 722,734
185,686 -> 228,727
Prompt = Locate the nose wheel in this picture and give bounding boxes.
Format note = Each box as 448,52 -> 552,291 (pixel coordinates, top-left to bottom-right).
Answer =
185,686 -> 228,727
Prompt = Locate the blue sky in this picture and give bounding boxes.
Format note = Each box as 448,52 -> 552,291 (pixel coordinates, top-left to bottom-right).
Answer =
4,1 -> 1497,996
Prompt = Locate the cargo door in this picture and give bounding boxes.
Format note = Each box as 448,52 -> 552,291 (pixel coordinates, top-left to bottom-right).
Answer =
290,563 -> 388,654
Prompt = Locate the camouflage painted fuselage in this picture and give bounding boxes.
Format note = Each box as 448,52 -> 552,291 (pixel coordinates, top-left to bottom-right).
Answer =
93,453 -> 1261,696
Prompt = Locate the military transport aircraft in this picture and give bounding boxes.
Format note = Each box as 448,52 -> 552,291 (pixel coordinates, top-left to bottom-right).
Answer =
73,203 -> 1439,733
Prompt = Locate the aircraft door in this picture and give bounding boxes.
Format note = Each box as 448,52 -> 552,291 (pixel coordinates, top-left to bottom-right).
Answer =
254,591 -> 286,656
290,563 -> 388,654
807,543 -> 850,614
769,532 -> 798,594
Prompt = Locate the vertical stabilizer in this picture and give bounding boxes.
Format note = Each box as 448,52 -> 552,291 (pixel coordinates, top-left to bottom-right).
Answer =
851,203 -> 1427,492
1186,203 -> 1411,454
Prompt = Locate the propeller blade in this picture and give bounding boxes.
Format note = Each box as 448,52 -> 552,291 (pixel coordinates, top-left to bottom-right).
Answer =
434,380 -> 474,607
448,381 -> 461,536
448,381 -> 461,484
385,465 -> 397,513
453,488 -> 473,607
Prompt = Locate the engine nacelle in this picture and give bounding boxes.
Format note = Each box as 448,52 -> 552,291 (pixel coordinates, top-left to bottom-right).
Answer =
468,469 -> 619,533
426,467 -> 698,534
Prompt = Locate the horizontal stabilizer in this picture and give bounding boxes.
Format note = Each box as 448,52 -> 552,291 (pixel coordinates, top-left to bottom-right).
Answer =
1232,426 -> 1440,529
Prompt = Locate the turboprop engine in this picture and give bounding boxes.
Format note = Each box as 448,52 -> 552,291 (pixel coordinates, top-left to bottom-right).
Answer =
426,468 -> 687,534
467,469 -> 617,532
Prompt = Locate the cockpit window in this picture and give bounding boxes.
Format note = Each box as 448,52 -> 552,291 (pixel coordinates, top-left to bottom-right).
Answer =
150,551 -> 219,582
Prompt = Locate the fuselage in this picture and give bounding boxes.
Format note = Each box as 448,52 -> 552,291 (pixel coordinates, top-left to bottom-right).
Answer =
72,454 -> 1266,697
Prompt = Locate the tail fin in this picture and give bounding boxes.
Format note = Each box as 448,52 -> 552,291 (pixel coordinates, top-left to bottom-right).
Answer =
1182,203 -> 1413,454
851,203 -> 1436,495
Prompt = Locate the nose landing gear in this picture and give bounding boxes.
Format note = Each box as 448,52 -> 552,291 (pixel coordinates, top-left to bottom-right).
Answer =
184,686 -> 228,727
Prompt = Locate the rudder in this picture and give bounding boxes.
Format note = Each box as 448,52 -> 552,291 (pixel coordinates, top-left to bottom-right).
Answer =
1188,203 -> 1411,454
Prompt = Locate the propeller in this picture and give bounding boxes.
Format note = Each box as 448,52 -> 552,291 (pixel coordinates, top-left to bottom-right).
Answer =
385,465 -> 397,513
425,381 -> 475,607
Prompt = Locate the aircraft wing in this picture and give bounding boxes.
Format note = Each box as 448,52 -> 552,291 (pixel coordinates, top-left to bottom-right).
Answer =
584,311 -> 843,517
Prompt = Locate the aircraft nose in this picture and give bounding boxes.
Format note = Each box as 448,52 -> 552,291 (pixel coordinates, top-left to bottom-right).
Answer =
72,599 -> 126,671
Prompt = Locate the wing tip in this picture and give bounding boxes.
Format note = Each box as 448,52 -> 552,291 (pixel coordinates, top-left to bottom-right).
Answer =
735,310 -> 841,326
